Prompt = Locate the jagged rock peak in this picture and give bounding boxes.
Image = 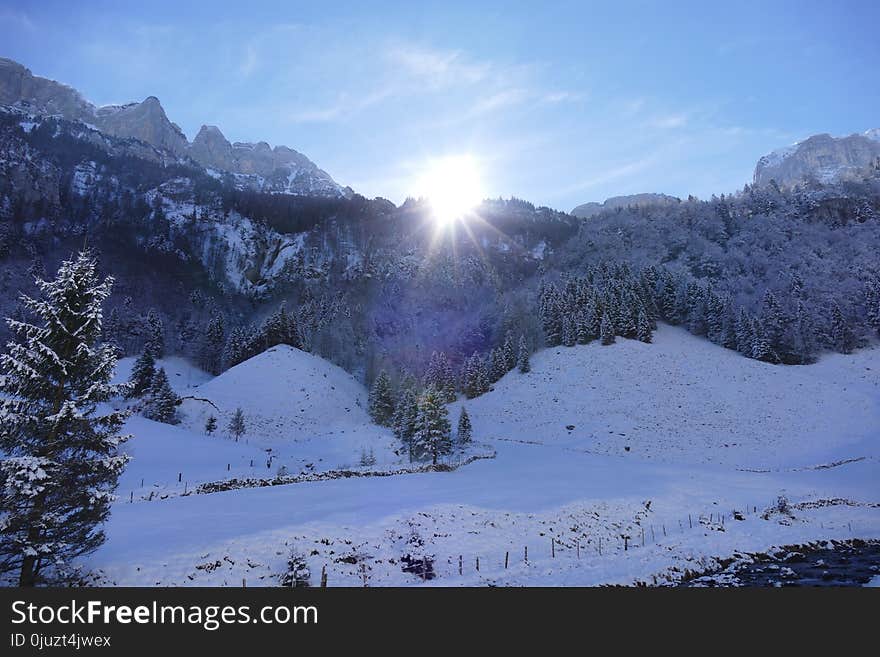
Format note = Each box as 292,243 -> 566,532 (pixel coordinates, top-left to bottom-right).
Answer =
754,130 -> 880,188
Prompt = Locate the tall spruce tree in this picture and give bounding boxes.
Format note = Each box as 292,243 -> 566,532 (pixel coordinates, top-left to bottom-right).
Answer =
0,251 -> 130,586
517,335 -> 531,373
457,407 -> 472,445
392,388 -> 419,461
228,407 -> 246,441
127,349 -> 156,398
368,371 -> 395,426
204,415 -> 218,436
600,314 -> 615,345
143,368 -> 180,424
414,388 -> 452,465
636,309 -> 653,343
144,309 -> 165,359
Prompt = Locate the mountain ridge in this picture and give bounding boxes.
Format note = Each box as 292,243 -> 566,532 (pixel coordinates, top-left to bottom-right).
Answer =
0,57 -> 347,197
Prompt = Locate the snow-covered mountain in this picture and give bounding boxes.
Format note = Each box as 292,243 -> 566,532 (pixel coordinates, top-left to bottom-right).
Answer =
571,193 -> 681,218
754,129 -> 880,189
0,57 -> 348,197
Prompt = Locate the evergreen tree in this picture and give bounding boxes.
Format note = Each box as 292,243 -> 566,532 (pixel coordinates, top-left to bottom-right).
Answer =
228,407 -> 246,441
143,368 -> 180,424
502,331 -> 517,371
200,314 -> 225,375
750,319 -> 776,363
204,415 -> 217,436
829,303 -> 855,354
490,348 -> 507,382
414,388 -> 452,465
457,407 -> 472,445
0,251 -> 130,586
735,309 -> 753,356
517,335 -> 531,373
462,353 -> 488,398
636,309 -> 653,343
561,314 -> 576,347
144,309 -> 165,359
425,351 -> 456,402
600,314 -> 615,345
368,370 -> 395,426
127,349 -> 156,398
392,388 -> 419,461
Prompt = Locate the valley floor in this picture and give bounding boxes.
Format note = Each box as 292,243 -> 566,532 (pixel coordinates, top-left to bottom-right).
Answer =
85,326 -> 880,586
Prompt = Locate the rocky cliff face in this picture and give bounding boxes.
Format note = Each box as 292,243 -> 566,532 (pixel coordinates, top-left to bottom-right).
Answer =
94,96 -> 189,155
191,125 -> 345,196
0,57 -> 347,197
571,193 -> 681,218
754,130 -> 880,188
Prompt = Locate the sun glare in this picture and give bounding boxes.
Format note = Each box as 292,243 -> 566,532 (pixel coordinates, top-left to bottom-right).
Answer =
413,155 -> 484,226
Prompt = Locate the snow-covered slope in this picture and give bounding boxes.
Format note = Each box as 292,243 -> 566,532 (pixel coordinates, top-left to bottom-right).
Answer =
85,328 -> 880,587
450,325 -> 880,469
176,345 -> 399,471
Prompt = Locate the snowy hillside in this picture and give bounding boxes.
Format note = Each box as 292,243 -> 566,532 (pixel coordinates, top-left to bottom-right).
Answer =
175,345 -> 400,471
450,325 -> 880,469
82,329 -> 880,586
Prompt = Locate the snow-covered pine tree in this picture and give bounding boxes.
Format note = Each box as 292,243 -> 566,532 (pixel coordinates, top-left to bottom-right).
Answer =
462,353 -> 487,398
517,335 -> 531,373
0,251 -> 130,586
561,314 -> 576,347
200,314 -> 225,375
457,407 -> 472,445
425,351 -> 456,403
600,314 -> 615,345
144,309 -> 165,359
143,368 -> 180,424
829,302 -> 855,354
636,308 -> 652,343
502,331 -> 517,371
414,387 -> 452,465
204,415 -> 217,436
368,370 -> 395,426
392,388 -> 419,461
127,348 -> 156,398
750,318 -> 776,363
228,407 -> 246,441
490,348 -> 507,382
539,284 -> 563,347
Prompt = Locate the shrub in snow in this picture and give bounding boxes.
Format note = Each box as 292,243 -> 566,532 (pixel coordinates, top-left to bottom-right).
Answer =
280,549 -> 311,587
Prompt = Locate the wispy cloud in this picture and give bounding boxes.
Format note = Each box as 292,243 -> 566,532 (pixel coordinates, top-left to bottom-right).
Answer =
0,7 -> 35,32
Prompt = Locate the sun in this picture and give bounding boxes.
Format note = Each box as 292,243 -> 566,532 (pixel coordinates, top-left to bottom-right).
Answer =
413,154 -> 485,226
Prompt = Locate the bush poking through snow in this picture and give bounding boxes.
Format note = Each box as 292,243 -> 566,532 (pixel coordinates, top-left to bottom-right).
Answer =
280,550 -> 311,587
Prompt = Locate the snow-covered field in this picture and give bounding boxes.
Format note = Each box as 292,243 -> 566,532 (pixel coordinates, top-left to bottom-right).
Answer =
86,326 -> 880,586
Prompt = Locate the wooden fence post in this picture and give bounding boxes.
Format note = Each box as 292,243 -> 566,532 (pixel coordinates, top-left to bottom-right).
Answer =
524,546 -> 528,562
551,538 -> 555,558
459,555 -> 462,575
320,565 -> 327,587
505,551 -> 509,569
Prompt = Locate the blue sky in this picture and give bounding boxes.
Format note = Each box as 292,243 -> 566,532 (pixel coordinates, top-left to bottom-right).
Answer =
2,1 -> 878,210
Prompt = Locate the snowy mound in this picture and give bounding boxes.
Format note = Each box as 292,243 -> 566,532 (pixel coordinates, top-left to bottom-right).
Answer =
452,325 -> 880,469
178,345 -> 371,442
